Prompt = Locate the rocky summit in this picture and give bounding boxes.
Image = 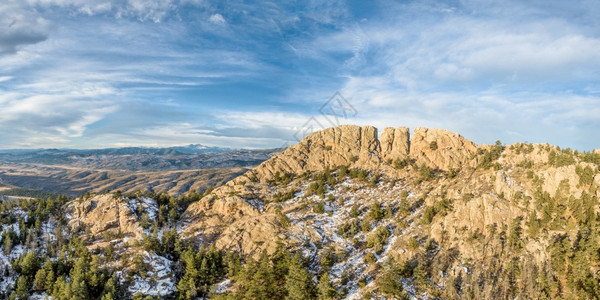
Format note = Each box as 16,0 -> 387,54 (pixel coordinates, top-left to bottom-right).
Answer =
181,125 -> 481,254
2,124 -> 600,299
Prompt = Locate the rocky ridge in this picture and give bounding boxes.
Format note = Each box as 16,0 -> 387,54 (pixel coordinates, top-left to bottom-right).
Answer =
54,124 -> 600,299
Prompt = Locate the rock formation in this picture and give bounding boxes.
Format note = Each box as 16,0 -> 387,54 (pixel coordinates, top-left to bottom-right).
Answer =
64,194 -> 152,240
380,127 -> 410,160
409,127 -> 478,170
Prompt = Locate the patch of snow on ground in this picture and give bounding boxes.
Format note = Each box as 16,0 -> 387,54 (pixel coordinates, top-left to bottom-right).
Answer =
123,251 -> 176,297
214,278 -> 232,294
29,293 -> 50,300
140,197 -> 158,221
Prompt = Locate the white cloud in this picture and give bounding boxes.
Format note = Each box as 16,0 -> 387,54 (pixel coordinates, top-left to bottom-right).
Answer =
24,0 -> 200,22
209,13 -> 226,25
0,94 -> 119,147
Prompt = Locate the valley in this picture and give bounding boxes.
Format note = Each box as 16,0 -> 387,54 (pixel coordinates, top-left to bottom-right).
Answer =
0,147 -> 277,198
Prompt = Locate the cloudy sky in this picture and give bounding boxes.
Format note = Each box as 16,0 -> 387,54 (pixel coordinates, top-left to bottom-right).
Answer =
1,0 -> 599,150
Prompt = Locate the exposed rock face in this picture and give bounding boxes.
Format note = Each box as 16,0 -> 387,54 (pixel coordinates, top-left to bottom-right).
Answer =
215,214 -> 285,256
251,125 -> 381,182
409,127 -> 478,170
380,127 -> 410,160
64,194 -> 148,240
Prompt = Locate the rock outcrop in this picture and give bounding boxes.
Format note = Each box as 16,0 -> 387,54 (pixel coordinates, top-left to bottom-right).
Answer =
250,125 -> 381,182
409,127 -> 478,170
64,194 -> 151,240
380,127 -> 410,160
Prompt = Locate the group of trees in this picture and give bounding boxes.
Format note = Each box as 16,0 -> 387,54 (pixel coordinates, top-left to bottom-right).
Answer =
211,244 -> 338,300
7,237 -> 122,300
176,245 -> 230,299
0,192 -> 187,299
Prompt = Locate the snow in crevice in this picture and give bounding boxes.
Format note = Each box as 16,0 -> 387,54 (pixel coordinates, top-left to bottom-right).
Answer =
120,251 -> 176,297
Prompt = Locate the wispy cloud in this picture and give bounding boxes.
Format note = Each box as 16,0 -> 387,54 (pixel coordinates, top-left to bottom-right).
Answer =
0,0 -> 598,150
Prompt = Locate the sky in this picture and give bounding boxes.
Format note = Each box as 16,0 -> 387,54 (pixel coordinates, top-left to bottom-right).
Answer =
0,0 -> 599,150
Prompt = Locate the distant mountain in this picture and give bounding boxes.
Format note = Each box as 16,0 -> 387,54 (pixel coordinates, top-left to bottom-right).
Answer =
0,145 -> 280,171
0,144 -> 233,160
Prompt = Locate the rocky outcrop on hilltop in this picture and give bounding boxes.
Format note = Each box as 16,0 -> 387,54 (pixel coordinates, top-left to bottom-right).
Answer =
409,127 -> 478,170
181,124 -> 600,277
380,127 -> 410,160
237,125 -> 474,184
249,125 -> 381,182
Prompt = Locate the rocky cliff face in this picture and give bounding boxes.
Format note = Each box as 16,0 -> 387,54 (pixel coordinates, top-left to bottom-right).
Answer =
409,127 -> 478,170
64,194 -> 154,241
250,125 -> 381,181
380,127 -> 410,161
236,125 -> 474,183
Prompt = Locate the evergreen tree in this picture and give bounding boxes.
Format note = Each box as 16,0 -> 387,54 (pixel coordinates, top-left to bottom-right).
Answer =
271,242 -> 291,299
176,249 -> 198,300
245,252 -> 276,299
15,276 -> 30,299
284,255 -> 313,300
69,256 -> 90,300
102,274 -> 119,300
376,261 -> 408,299
45,269 -> 56,293
19,251 -> 40,278
34,268 -> 47,291
367,200 -> 384,222
317,272 -> 336,300
3,235 -> 12,255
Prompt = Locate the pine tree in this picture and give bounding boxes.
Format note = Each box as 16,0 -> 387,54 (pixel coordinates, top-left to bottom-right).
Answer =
20,251 -> 40,278
176,250 -> 198,300
245,252 -> 275,299
508,217 -> 524,251
51,276 -> 68,300
317,273 -> 336,300
45,269 -> 56,293
368,200 -> 384,222
3,235 -> 12,255
70,256 -> 90,300
101,274 -> 118,300
15,276 -> 30,299
34,268 -> 47,291
284,255 -> 313,300
88,256 -> 104,295
271,243 -> 292,299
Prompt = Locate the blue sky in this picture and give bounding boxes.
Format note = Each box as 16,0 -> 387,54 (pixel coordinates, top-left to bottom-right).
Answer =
0,0 -> 599,150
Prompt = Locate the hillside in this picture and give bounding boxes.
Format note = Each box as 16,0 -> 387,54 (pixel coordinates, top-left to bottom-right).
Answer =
0,164 -> 248,198
0,148 -> 277,198
1,125 -> 600,299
